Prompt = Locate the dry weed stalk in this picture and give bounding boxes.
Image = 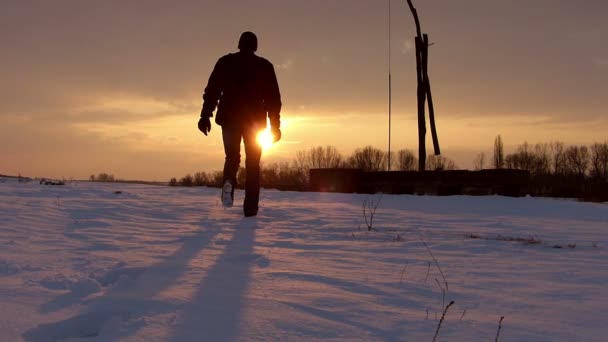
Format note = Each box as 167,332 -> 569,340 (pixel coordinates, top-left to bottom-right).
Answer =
421,239 -> 449,291
435,278 -> 446,308
362,196 -> 382,231
432,301 -> 455,342
495,316 -> 505,342
399,262 -> 409,283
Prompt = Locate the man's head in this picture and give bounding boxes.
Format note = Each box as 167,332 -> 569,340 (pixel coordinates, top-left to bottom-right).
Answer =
238,31 -> 258,53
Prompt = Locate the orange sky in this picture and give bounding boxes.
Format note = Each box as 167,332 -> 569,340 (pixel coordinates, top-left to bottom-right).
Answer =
1,0 -> 607,180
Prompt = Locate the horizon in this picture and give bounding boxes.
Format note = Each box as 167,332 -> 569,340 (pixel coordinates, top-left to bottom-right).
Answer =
2,137 -> 606,183
1,0 -> 607,181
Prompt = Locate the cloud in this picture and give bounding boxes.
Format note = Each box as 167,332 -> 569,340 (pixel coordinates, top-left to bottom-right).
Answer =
400,40 -> 414,55
320,56 -> 332,65
593,58 -> 608,67
0,90 -> 199,128
277,59 -> 294,70
0,112 -> 225,180
70,95 -> 199,125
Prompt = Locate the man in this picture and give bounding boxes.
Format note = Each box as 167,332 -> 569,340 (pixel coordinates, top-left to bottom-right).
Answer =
198,31 -> 282,217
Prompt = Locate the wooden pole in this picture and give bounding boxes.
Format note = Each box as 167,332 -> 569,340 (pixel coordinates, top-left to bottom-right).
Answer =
423,34 -> 441,155
405,0 -> 441,171
415,36 -> 427,171
388,0 -> 392,171
406,0 -> 422,38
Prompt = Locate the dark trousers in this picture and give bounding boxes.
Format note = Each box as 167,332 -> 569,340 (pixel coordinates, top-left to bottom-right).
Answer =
222,124 -> 263,212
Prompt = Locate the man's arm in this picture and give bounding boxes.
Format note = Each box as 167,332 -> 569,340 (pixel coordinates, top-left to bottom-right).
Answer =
265,63 -> 282,129
201,58 -> 225,118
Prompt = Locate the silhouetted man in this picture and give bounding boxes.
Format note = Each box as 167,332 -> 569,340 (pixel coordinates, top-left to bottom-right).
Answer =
198,31 -> 282,217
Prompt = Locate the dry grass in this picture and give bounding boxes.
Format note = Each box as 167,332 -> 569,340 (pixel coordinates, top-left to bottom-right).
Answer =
495,316 -> 505,342
466,233 -> 541,245
432,301 -> 455,342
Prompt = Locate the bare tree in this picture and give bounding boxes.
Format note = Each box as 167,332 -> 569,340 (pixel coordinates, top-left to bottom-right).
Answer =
294,146 -> 343,170
309,145 -> 344,168
293,151 -> 309,182
261,163 -> 280,186
362,196 -> 382,231
180,174 -> 194,187
290,156 -> 309,186
550,141 -> 566,175
209,171 -> 224,187
292,145 -> 344,185
473,152 -> 486,171
504,154 -> 516,169
493,135 -> 504,169
506,142 -> 536,172
276,162 -> 302,186
590,142 -> 608,181
193,172 -> 208,186
96,173 -> 115,182
396,149 -> 418,171
347,146 -> 388,171
533,143 -> 551,175
426,155 -> 457,171
517,142 -> 536,171
565,145 -> 589,177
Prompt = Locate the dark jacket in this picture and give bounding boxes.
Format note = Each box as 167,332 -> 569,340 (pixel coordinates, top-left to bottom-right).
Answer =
201,51 -> 281,129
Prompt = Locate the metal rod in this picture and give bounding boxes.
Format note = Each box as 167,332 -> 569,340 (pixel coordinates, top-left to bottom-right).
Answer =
388,0 -> 392,171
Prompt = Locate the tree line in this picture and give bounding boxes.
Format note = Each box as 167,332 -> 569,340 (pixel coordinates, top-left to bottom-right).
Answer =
170,138 -> 608,198
490,135 -> 608,181
169,145 -> 459,190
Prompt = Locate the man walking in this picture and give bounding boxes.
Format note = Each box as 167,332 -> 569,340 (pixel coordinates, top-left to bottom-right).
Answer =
198,31 -> 282,217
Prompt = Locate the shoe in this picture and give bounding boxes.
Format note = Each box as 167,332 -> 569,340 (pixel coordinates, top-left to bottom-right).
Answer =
243,193 -> 258,217
244,209 -> 258,217
221,180 -> 234,207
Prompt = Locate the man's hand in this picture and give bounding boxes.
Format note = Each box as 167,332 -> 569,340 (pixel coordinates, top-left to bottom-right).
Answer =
271,126 -> 281,143
198,117 -> 211,136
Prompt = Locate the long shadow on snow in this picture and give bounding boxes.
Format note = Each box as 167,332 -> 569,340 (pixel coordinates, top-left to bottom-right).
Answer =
278,301 -> 403,340
169,218 -> 257,342
23,226 -> 221,342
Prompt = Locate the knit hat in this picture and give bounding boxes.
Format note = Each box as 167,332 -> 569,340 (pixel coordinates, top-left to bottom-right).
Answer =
238,31 -> 258,52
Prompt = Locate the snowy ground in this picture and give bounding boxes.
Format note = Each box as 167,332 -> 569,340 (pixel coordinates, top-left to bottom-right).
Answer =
1,178 -> 607,341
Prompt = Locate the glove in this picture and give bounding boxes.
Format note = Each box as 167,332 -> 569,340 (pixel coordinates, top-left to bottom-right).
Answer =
271,126 -> 281,143
198,117 -> 211,136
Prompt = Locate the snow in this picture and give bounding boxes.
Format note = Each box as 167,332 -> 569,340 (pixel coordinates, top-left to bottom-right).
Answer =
1,178 -> 607,341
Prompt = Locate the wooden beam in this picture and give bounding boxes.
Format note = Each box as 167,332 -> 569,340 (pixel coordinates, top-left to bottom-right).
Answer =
415,36 -> 427,171
406,0 -> 441,171
406,0 -> 422,38
423,34 -> 441,155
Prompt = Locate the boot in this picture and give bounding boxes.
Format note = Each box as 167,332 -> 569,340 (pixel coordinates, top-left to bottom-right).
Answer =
221,180 -> 234,207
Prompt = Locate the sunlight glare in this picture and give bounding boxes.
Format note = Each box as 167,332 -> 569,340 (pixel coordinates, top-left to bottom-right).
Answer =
256,127 -> 275,151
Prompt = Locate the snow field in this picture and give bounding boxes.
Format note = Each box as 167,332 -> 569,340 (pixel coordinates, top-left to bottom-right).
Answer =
1,179 -> 607,341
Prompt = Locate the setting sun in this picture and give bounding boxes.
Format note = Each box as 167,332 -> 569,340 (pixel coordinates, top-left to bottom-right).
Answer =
256,127 -> 275,151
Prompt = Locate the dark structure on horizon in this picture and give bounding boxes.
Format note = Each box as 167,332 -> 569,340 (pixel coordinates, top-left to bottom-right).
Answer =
309,168 -> 530,197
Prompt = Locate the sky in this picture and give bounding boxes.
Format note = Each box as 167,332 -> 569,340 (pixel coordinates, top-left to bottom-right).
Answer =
1,0 -> 607,181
